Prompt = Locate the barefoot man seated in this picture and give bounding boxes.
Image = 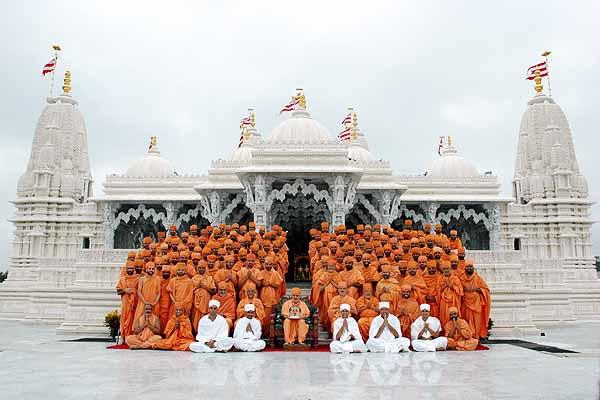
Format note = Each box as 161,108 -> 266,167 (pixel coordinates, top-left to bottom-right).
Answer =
233,303 -> 266,352
411,303 -> 447,352
126,304 -> 162,349
282,287 -> 311,345
444,307 -> 479,351
190,299 -> 234,353
330,303 -> 366,353
366,302 -> 411,353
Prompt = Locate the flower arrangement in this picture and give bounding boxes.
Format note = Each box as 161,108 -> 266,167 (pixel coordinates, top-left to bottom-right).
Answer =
105,310 -> 120,338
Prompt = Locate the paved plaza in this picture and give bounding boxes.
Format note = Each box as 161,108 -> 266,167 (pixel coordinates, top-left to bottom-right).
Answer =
0,320 -> 598,399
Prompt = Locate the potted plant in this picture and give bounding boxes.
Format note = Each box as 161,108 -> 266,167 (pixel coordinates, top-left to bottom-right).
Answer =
105,310 -> 120,339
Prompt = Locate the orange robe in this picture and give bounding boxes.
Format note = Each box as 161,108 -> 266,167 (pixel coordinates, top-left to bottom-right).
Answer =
315,272 -> 341,329
402,273 -> 428,305
359,265 -> 380,292
460,272 -> 491,339
212,292 -> 237,328
338,268 -> 365,299
282,299 -> 310,344
134,275 -> 162,321
422,271 -> 440,318
356,295 -> 379,341
213,268 -> 238,299
395,297 -> 420,338
158,277 -> 172,334
437,274 -> 464,330
236,297 -> 266,324
191,273 -> 216,332
152,315 -> 194,351
237,268 -> 263,299
125,314 -> 162,349
167,275 -> 194,317
444,318 -> 479,351
116,275 -> 138,339
449,238 -> 463,251
260,269 -> 283,328
327,295 -> 357,326
375,278 -> 400,300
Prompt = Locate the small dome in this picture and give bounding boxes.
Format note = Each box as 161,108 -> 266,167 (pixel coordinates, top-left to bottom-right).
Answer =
426,142 -> 479,178
268,110 -> 331,143
348,142 -> 373,163
126,145 -> 176,178
230,145 -> 253,162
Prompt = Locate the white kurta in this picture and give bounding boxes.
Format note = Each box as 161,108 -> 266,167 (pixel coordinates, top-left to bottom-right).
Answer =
366,314 -> 410,353
410,316 -> 447,352
233,316 -> 265,352
330,317 -> 367,353
190,314 -> 234,353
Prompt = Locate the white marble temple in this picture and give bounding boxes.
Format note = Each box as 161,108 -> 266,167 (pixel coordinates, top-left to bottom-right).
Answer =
0,321 -> 598,400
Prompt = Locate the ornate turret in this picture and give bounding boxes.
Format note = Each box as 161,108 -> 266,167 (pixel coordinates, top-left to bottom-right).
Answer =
513,89 -> 588,203
17,71 -> 93,202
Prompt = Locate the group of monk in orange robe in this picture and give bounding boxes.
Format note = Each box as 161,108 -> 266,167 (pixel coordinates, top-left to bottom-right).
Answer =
309,220 -> 491,350
115,222 -> 287,351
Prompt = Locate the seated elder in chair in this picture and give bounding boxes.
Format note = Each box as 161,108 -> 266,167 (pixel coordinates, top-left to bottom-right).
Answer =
282,287 -> 311,345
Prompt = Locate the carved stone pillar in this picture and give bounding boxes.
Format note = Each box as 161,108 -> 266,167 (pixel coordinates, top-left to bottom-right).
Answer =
252,175 -> 268,227
484,203 -> 502,251
102,202 -> 116,250
424,202 -> 440,226
330,176 -> 347,227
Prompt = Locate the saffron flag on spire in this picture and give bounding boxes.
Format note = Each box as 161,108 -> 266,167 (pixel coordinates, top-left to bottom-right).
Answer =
42,58 -> 56,76
279,97 -> 299,114
526,61 -> 548,80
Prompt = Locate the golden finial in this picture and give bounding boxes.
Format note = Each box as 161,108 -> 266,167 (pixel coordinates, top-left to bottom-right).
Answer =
249,108 -> 256,127
541,50 -> 552,57
295,88 -> 307,110
447,135 -> 452,146
534,69 -> 543,93
62,70 -> 71,94
149,136 -> 157,150
52,44 -> 61,51
243,126 -> 251,140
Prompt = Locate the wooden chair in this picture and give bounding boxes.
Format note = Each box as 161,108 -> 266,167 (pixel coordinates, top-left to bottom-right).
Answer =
268,295 -> 319,348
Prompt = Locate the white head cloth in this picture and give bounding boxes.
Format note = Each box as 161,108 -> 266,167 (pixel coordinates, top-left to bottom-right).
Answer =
209,299 -> 221,308
244,303 -> 255,312
420,303 -> 430,311
379,302 -> 390,309
340,303 -> 351,312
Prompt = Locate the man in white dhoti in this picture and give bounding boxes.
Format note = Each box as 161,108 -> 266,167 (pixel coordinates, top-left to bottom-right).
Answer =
366,302 -> 411,353
411,303 -> 447,352
330,303 -> 367,353
190,299 -> 234,353
233,303 -> 266,352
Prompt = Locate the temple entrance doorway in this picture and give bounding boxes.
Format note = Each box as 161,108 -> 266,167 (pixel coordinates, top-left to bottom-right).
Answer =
271,193 -> 329,283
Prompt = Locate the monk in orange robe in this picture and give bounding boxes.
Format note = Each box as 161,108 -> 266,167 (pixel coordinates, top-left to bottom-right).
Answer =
236,284 -> 265,324
315,260 -> 341,331
422,260 -> 440,318
327,282 -> 357,328
126,304 -> 162,349
403,261 -> 427,304
134,261 -> 162,321
356,285 -> 379,341
448,230 -> 463,251
167,263 -> 194,317
444,307 -> 478,351
116,264 -> 138,340
237,254 -> 263,299
191,260 -> 216,332
158,266 -> 172,333
282,287 -> 311,345
449,254 -> 464,279
339,256 -> 365,299
152,305 -> 195,351
259,256 -> 283,330
212,282 -> 237,329
375,265 -> 400,300
437,261 -> 463,330
395,284 -> 420,338
460,259 -> 491,339
213,256 -> 238,299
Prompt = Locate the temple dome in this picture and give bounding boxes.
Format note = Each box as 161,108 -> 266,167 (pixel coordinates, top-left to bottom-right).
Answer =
126,145 -> 176,178
267,110 -> 331,143
230,145 -> 253,162
426,141 -> 479,178
348,141 -> 373,163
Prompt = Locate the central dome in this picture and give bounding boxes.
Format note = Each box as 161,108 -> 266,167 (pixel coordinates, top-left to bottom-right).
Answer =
267,110 -> 332,143
126,146 -> 176,178
426,142 -> 479,178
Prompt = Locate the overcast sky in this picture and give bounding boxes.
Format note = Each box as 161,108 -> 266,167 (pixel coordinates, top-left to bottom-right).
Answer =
1,1 -> 599,271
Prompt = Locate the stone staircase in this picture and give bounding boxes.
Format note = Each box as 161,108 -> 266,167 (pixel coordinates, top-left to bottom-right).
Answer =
285,283 -> 331,344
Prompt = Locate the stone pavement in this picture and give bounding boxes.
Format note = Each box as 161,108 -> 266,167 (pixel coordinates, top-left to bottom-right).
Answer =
0,320 -> 598,400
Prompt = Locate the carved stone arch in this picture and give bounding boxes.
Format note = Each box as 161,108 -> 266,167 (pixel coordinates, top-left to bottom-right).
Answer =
391,205 -> 426,230
437,204 -> 491,250
346,194 -> 380,228
266,178 -> 333,212
112,204 -> 167,249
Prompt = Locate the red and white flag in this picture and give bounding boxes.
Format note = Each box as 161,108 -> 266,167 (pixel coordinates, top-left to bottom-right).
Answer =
239,116 -> 252,128
42,58 -> 56,76
338,127 -> 352,142
437,137 -> 445,156
279,97 -> 299,114
340,113 -> 352,126
526,61 -> 548,80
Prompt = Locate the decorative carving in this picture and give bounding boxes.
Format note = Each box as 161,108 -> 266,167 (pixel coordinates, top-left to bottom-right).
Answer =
436,205 -> 491,231
112,204 -> 167,230
398,205 -> 426,225
265,179 -> 333,212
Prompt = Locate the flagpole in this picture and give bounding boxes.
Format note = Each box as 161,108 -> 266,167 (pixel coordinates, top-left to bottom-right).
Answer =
542,50 -> 552,97
50,44 -> 61,97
